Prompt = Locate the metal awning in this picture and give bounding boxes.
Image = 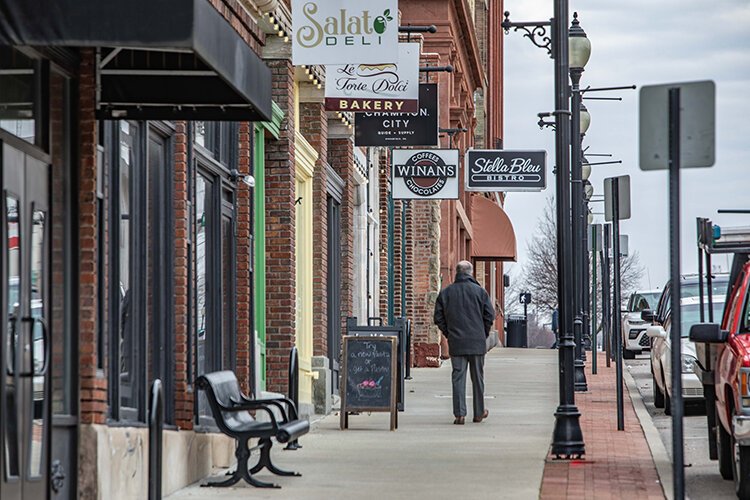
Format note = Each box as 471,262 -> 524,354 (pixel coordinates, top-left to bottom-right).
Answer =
0,0 -> 272,121
470,196 -> 517,262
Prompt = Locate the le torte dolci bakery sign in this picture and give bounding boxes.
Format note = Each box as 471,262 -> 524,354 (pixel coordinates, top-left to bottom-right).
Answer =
292,0 -> 399,65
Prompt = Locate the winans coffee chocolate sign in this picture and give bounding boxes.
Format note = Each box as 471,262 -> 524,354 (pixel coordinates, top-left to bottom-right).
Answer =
465,150 -> 547,192
392,149 -> 459,200
325,43 -> 419,112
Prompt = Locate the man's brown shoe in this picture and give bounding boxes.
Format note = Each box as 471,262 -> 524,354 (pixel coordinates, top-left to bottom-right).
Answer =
453,416 -> 465,425
473,409 -> 489,423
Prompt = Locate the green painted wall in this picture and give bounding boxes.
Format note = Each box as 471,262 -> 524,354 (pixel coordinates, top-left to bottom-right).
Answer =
254,101 -> 283,390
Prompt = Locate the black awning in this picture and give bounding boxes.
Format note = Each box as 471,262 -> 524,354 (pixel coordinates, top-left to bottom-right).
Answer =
0,0 -> 272,121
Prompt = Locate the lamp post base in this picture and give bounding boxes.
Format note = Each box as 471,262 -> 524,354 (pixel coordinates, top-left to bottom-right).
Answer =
574,359 -> 588,392
552,404 -> 585,459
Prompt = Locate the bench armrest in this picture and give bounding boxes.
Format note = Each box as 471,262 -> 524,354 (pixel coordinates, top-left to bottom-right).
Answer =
222,398 -> 281,431
242,396 -> 299,421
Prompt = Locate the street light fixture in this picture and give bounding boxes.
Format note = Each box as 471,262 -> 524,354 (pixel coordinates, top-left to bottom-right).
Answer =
580,103 -> 591,135
503,3 -> 585,459
569,11 -> 591,393
582,156 -> 591,181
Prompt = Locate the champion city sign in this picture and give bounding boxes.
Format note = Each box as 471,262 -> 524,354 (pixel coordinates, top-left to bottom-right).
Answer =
325,43 -> 419,113
392,149 -> 459,200
465,150 -> 547,192
292,0 -> 399,65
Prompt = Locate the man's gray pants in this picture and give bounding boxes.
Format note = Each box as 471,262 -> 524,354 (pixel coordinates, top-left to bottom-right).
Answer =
451,354 -> 485,418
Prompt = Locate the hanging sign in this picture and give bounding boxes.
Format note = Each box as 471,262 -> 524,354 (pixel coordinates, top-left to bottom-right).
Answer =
392,149 -> 459,200
354,83 -> 439,147
325,43 -> 420,113
465,150 -> 547,192
292,0 -> 399,65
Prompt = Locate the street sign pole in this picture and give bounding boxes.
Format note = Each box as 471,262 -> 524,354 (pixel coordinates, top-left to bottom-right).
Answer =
668,87 -> 686,500
591,233 -> 598,375
611,178 -> 624,431
602,225 -> 611,369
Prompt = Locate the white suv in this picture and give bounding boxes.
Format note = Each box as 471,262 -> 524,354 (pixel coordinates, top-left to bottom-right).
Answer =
622,290 -> 662,359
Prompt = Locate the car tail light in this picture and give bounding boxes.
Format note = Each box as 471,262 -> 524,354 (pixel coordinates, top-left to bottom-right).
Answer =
741,368 -> 750,408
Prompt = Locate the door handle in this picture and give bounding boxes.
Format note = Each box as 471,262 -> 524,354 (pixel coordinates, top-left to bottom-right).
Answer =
18,316 -> 47,377
6,313 -> 17,376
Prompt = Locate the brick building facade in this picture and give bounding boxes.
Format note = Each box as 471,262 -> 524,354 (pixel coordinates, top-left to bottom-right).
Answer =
0,1 -> 510,499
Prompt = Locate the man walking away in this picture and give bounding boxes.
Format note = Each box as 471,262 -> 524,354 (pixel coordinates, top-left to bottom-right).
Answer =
434,260 -> 495,425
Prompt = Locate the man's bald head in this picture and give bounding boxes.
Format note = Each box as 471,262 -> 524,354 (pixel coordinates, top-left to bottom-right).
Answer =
456,260 -> 473,276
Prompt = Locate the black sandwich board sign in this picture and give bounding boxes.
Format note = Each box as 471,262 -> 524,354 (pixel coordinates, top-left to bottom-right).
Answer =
340,335 -> 398,431
354,83 -> 438,147
345,317 -> 407,412
465,149 -> 547,192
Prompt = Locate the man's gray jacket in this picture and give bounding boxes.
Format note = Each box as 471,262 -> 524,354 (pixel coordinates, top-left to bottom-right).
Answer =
433,273 -> 496,356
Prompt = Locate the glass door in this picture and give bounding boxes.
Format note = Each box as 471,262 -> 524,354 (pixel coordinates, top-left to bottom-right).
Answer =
2,142 -> 50,500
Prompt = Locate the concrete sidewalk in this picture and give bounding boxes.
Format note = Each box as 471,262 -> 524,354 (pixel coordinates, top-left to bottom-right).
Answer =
167,348 -> 558,500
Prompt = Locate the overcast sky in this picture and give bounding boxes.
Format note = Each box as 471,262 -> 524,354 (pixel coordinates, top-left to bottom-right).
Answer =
502,0 -> 750,292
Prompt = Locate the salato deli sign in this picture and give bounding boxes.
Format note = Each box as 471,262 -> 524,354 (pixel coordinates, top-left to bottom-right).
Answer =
292,0 -> 399,65
325,43 -> 419,113
465,150 -> 547,192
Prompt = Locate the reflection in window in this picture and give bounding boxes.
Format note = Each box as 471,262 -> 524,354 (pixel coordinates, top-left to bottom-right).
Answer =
196,174 -> 212,417
119,121 -> 135,412
5,195 -> 20,478
0,47 -> 36,144
29,209 -> 46,477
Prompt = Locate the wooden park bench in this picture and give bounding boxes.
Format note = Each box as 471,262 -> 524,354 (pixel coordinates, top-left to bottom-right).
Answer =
195,371 -> 309,488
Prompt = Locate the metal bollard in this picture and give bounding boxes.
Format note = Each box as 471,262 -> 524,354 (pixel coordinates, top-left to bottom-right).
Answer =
148,379 -> 163,500
285,347 -> 302,450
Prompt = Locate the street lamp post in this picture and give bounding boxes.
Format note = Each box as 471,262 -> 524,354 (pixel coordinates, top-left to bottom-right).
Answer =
502,1 -> 584,458
569,12 -> 591,393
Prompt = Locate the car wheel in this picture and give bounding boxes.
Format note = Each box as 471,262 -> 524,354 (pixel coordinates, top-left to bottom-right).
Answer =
653,372 -> 665,408
664,374 -> 672,416
623,349 -> 636,360
718,407 -> 733,480
733,425 -> 750,498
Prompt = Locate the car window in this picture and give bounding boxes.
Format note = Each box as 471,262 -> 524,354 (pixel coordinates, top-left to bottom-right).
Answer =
725,270 -> 748,331
681,302 -> 725,337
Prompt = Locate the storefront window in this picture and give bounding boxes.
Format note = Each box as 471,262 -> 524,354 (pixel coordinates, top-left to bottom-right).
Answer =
0,47 -> 37,144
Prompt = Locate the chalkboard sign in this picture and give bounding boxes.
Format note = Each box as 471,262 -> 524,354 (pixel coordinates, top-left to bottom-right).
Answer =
340,335 -> 398,431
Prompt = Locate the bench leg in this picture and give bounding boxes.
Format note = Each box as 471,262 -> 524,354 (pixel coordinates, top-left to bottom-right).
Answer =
204,438 -> 280,488
250,438 -> 302,477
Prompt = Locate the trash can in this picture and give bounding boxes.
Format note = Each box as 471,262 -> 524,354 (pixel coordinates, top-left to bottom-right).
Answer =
506,315 -> 528,348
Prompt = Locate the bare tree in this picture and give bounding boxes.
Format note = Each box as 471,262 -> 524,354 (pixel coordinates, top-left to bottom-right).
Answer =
520,198 -> 644,329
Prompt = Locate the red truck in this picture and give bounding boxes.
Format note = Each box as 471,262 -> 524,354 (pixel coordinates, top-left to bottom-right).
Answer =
691,219 -> 750,499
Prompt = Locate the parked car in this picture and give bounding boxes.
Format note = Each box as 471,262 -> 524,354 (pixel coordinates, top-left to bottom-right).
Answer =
691,257 -> 750,498
622,289 -> 662,358
649,296 -> 725,414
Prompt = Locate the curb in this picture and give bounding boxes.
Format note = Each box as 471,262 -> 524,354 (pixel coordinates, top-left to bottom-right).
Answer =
624,367 -> 673,500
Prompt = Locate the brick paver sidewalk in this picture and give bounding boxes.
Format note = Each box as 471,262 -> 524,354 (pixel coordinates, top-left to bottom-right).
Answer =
539,353 -> 665,500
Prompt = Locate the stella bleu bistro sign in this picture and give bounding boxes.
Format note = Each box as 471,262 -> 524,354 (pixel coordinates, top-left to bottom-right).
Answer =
465,150 -> 547,192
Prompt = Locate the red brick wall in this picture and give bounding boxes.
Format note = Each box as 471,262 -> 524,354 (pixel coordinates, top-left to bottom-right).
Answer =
172,123 -> 193,429
378,149 -> 391,318
78,49 -> 107,424
299,101 -> 329,357
235,123 -> 253,393
263,59 -> 297,394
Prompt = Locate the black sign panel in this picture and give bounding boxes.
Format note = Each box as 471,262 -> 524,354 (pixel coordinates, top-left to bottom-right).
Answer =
342,336 -> 395,410
354,83 -> 438,147
465,149 -> 547,192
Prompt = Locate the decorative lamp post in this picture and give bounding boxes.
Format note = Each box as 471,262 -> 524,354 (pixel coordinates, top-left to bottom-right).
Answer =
502,2 -> 585,458
568,12 -> 592,392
